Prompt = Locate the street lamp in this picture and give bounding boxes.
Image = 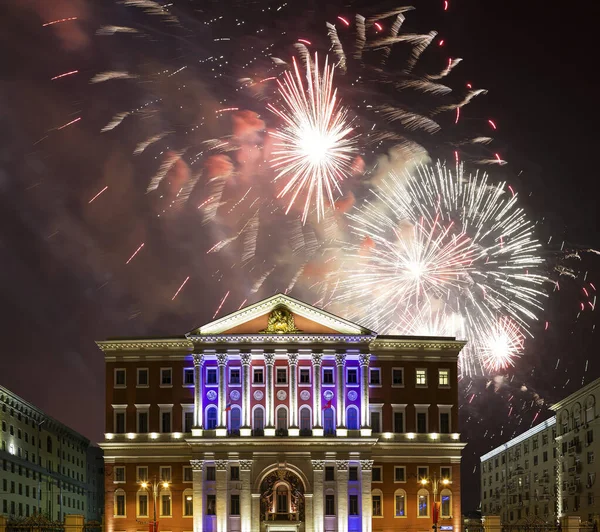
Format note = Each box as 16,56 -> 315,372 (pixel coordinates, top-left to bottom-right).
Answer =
419,473 -> 451,532
140,477 -> 170,532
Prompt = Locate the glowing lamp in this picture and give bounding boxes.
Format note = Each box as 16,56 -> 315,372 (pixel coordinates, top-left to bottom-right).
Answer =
105,433 -> 114,440
407,432 -> 416,440
141,482 -> 148,489
430,432 -> 439,440
127,433 -> 136,440
162,482 -> 169,489
150,432 -> 159,440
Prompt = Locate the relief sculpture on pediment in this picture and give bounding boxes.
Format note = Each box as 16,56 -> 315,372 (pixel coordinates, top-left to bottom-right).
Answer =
260,307 -> 302,334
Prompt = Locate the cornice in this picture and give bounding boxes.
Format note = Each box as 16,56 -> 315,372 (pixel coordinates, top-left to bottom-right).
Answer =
549,376 -> 600,412
96,338 -> 194,354
188,334 -> 373,345
369,338 -> 466,352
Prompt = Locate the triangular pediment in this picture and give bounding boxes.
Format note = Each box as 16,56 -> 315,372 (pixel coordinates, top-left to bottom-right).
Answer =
188,294 -> 374,336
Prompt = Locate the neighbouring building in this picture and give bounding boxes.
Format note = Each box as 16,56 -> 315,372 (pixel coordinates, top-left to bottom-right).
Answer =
480,376 -> 600,524
86,446 -> 105,522
98,293 -> 466,532
0,385 -> 102,521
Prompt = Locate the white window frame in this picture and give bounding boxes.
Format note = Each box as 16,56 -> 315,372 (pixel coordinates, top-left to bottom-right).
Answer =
415,404 -> 430,433
135,404 -> 150,433
372,488 -> 384,518
440,488 -> 453,518
372,465 -> 383,483
205,367 -> 218,387
159,490 -> 172,517
298,367 -> 311,386
322,367 -> 335,386
345,367 -> 359,387
391,367 -> 404,388
181,404 -> 194,433
369,368 -> 382,387
394,466 -> 406,483
159,466 -> 172,482
417,488 -> 430,518
252,366 -> 265,386
160,367 -> 173,388
137,466 -> 149,482
416,368 -> 427,387
440,466 -> 452,481
438,368 -> 450,388
228,367 -> 241,387
182,368 -> 195,387
417,466 -> 429,481
394,488 -> 407,518
438,405 -> 453,434
114,488 -> 126,518
136,368 -> 149,388
114,368 -> 126,389
369,403 -> 384,433
392,404 -> 407,433
182,489 -> 193,517
137,490 -> 149,518
275,366 -> 288,387
183,466 -> 193,483
114,466 -> 126,483
112,405 -> 127,434
158,404 -> 174,433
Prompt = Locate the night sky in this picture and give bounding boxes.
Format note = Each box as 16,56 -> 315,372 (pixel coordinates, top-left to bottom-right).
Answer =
1,0 -> 598,512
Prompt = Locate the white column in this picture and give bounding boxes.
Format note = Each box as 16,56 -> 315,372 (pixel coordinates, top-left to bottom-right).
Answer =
240,352 -> 252,436
336,460 -> 349,532
360,460 -> 373,532
312,352 -> 323,435
288,352 -> 299,435
239,460 -> 253,532
215,459 -> 228,532
335,353 -> 346,435
312,460 -> 324,532
216,352 -> 228,433
251,494 -> 260,527
193,354 -> 205,433
190,460 -> 204,532
264,351 -> 276,434
305,493 -> 314,532
359,353 -> 371,435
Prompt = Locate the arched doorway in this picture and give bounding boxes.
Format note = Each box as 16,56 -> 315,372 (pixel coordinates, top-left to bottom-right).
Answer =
260,468 -> 305,522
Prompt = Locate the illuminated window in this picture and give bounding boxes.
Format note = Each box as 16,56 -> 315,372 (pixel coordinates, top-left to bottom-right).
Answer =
418,489 -> 429,517
416,369 -> 427,386
441,489 -> 452,518
372,491 -> 383,516
183,490 -> 193,516
438,369 -> 450,387
395,489 -> 406,517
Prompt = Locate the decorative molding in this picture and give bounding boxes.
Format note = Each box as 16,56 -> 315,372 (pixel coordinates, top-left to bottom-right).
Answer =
253,390 -> 264,401
264,352 -> 276,366
206,390 -> 217,401
215,459 -> 228,471
288,353 -> 299,365
336,460 -> 349,472
216,353 -> 228,366
300,390 -> 311,401
96,339 -> 193,352
230,390 -> 241,401
369,339 -> 466,351
190,334 -> 371,344
261,307 -> 302,334
323,390 -> 334,401
335,353 -> 347,366
311,460 -> 325,471
277,390 -> 288,401
240,353 -> 252,366
190,459 -> 204,471
192,353 -> 205,367
311,353 -> 323,367
358,353 -> 371,367
360,460 -> 374,471
239,460 -> 253,471
347,391 -> 358,401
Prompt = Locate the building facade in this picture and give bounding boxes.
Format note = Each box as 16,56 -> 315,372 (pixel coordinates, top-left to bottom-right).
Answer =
0,385 -> 103,522
86,446 -> 105,522
99,294 -> 466,532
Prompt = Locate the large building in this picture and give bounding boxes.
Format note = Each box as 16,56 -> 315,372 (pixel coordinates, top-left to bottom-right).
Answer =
480,376 -> 600,524
0,385 -> 103,521
98,294 -> 466,532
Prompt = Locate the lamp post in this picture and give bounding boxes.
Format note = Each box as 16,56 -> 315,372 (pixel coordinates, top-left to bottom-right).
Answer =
419,473 -> 451,532
140,477 -> 170,532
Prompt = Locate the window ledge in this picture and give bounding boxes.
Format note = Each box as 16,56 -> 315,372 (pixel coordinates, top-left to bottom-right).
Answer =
322,383 -> 335,387
136,385 -> 149,389
415,384 -> 428,388
346,384 -> 360,388
252,383 -> 265,387
114,385 -> 126,389
275,384 -> 288,387
394,515 -> 408,518
392,384 -> 405,388
228,384 -> 242,388
438,385 -> 451,389
298,383 -> 311,387
160,385 -> 173,389
182,385 -> 194,388
205,384 -> 218,388
369,384 -> 382,388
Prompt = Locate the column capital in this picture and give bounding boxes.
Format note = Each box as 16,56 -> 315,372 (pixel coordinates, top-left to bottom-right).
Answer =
288,353 -> 299,365
335,353 -> 346,366
190,459 -> 204,471
358,353 -> 371,367
360,459 -> 374,471
264,352 -> 276,366
311,352 -> 323,367
239,460 -> 253,472
240,352 -> 252,366
336,460 -> 349,472
216,353 -> 228,366
311,460 -> 325,471
215,459 -> 229,471
192,354 -> 205,367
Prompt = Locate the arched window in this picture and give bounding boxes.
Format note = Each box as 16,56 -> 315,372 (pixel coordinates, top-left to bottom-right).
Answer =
206,407 -> 217,430
586,396 -> 596,423
300,407 -> 312,432
394,489 -> 407,517
183,489 -> 193,516
229,407 -> 241,432
253,406 -> 265,431
47,436 -> 52,453
275,483 -> 290,514
440,488 -> 452,518
417,488 -> 429,517
137,490 -> 149,517
372,489 -> 383,517
276,407 -> 288,431
323,408 -> 335,435
114,489 -> 126,517
346,406 -> 359,430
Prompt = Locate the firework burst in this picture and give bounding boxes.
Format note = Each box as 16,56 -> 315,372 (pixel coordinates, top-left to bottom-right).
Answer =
268,54 -> 358,223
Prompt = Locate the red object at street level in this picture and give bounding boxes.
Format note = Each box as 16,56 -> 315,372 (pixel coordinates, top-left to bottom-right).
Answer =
149,522 -> 159,532
433,502 -> 440,525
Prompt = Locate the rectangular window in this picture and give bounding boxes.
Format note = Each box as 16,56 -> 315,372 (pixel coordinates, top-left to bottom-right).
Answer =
206,494 -> 216,515
160,466 -> 171,482
441,466 -> 451,480
184,411 -> 194,433
161,411 -> 172,433
160,368 -> 172,386
137,368 -> 149,386
230,494 -> 240,516
587,430 -> 594,445
395,467 -> 406,482
138,494 -> 148,517
114,369 -> 126,387
438,369 -> 450,386
137,466 -> 148,482
440,412 -> 450,434
416,369 -> 427,386
299,368 -> 310,384
114,466 -> 125,483
372,466 -> 382,482
115,412 -> 126,434
325,494 -> 335,515
206,466 -> 216,481
369,368 -> 381,385
349,467 -> 358,481
183,466 -> 193,482
230,466 -> 240,481
115,494 -> 125,516
206,368 -> 218,384
325,466 -> 335,481
349,494 -> 359,515
138,412 -> 149,434
183,368 -> 194,385
161,494 -> 171,516
394,411 -> 404,433
229,368 -> 240,384
418,466 -> 429,480
396,493 -> 406,517
372,495 -> 382,517
276,368 -> 287,384
417,412 -> 427,433
253,368 -> 264,384
323,368 -> 334,384
543,451 -> 548,462
392,368 -> 404,386
184,494 -> 193,516
347,368 -> 358,384
534,456 -> 539,466
588,452 -> 594,464
371,411 -> 381,433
